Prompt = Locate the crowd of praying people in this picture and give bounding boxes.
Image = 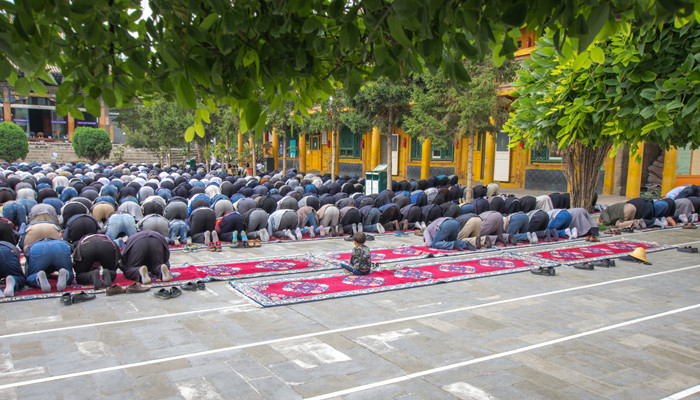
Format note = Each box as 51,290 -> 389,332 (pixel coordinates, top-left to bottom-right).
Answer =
0,160 -> 698,298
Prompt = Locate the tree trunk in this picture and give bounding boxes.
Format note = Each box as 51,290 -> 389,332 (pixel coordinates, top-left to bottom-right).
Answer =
386,109 -> 394,186
194,141 -> 204,165
563,141 -> 612,212
250,134 -> 257,177
465,131 -> 474,203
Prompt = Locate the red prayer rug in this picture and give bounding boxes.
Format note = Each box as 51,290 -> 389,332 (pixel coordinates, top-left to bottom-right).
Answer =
189,255 -> 337,280
524,239 -> 674,264
313,245 -> 479,264
0,265 -> 209,303
230,254 -> 555,307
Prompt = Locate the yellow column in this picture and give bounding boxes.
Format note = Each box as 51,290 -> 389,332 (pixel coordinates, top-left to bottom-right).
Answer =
421,138 -> 431,179
333,130 -> 339,177
371,126 -> 380,169
99,98 -> 107,131
483,131 -> 496,185
603,150 -> 616,195
237,130 -> 243,162
661,147 -> 678,196
68,113 -> 75,141
625,143 -> 644,199
454,136 -> 462,179
299,133 -> 306,172
272,127 -> 279,171
3,87 -> 10,122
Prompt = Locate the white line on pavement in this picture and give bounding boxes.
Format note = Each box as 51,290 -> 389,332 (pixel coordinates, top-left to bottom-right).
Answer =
305,303 -> 700,400
0,264 -> 698,390
660,384 -> 700,400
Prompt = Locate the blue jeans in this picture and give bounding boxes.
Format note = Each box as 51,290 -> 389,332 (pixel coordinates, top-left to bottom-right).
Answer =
340,262 -> 370,275
653,201 -> 669,217
94,195 -> 117,207
104,214 -> 138,241
25,239 -> 74,288
169,220 -> 189,244
0,242 -> 25,291
362,208 -> 381,232
431,219 -> 466,250
548,210 -> 572,237
460,204 -> 475,215
508,212 -> 530,241
3,202 -> 26,228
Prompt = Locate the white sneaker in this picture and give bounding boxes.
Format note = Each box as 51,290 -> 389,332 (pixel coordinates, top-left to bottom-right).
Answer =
570,227 -> 578,239
564,228 -> 572,238
653,218 -> 664,228
57,269 -> 69,291
358,223 -> 363,233
421,222 -> 428,230
295,227 -> 302,241
532,232 -> 538,244
259,229 -> 270,242
376,223 -> 385,234
36,270 -> 50,292
526,232 -> 534,244
679,214 -> 689,224
692,213 -> 699,223
284,229 -> 296,240
4,276 -> 14,297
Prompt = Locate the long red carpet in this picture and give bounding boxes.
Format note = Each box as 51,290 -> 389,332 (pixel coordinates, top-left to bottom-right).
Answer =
0,265 -> 208,303
230,254 -> 554,307
525,239 -> 673,263
191,255 -> 335,280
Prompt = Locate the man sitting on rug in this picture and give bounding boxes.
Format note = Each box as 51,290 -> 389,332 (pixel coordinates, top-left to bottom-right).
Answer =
340,232 -> 373,275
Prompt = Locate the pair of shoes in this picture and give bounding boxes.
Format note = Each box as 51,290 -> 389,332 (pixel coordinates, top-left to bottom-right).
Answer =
207,242 -> 217,252
344,236 -> 354,241
106,284 -> 126,296
604,229 -> 621,235
250,239 -> 261,247
229,241 -> 243,248
414,229 -> 424,236
154,287 -> 182,299
60,291 -> 96,306
620,227 -> 634,233
530,267 -> 556,276
215,242 -> 222,252
585,236 -> 600,242
573,263 -> 594,270
183,244 -> 198,252
677,246 -> 699,253
181,280 -> 207,291
365,234 -> 375,241
682,223 -> 697,229
590,259 -> 615,267
125,282 -> 150,293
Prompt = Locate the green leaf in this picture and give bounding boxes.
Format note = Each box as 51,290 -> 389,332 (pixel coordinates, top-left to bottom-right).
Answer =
29,79 -> 47,95
194,120 -> 205,137
501,2 -> 528,27
641,71 -> 657,82
101,88 -> 116,107
640,88 -> 657,101
667,99 -> 684,110
589,46 -> 605,64
185,126 -> 195,142
640,106 -> 656,119
572,52 -> 590,71
14,77 -> 29,95
244,102 -> 261,133
85,96 -> 101,117
302,17 -> 320,33
199,13 -> 218,30
176,76 -> 197,109
387,15 -> 412,49
200,108 -> 211,123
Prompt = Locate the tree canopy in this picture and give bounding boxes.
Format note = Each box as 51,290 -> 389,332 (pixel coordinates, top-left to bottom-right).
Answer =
0,0 -> 696,139
72,127 -> 112,163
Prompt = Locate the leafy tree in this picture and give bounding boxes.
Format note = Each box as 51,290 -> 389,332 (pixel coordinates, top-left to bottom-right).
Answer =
1,0 -> 694,140
505,20 -> 700,210
404,59 -> 516,197
72,127 -> 112,163
351,78 -> 412,180
0,122 -> 28,162
116,99 -> 191,164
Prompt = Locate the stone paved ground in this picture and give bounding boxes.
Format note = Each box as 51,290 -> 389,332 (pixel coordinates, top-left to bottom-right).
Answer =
0,226 -> 698,400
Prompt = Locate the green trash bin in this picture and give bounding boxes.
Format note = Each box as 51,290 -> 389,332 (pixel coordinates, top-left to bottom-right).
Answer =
365,164 -> 388,195
188,159 -> 196,170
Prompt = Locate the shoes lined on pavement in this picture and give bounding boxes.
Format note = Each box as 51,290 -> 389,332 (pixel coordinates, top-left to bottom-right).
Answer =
106,284 -> 126,296
530,267 -> 555,276
574,263 -> 594,270
125,283 -> 150,293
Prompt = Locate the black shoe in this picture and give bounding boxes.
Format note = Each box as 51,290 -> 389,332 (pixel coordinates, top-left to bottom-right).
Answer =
169,287 -> 182,298
195,280 -> 206,290
60,292 -> 72,306
551,229 -> 559,241
181,281 -> 199,291
365,234 -> 375,241
154,288 -> 171,299
590,259 -> 614,267
475,236 -> 481,250
496,234 -> 507,245
531,267 -> 555,276
103,269 -> 112,288
483,236 -> 492,249
344,236 -> 354,241
574,263 -> 594,270
71,291 -> 96,303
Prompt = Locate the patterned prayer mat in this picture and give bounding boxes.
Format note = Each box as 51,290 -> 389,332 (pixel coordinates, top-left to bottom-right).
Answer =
230,254 -> 556,307
0,265 -> 209,303
524,239 -> 674,264
312,245 -> 476,265
189,255 -> 336,280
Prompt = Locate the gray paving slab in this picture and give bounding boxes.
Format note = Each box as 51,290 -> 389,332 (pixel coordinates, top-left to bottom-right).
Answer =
0,227 -> 699,399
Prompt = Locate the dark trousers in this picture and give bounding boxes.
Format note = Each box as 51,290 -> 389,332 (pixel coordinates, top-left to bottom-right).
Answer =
74,235 -> 119,285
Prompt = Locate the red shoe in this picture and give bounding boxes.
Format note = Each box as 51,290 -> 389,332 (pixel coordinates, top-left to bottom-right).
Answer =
207,242 -> 217,252
215,242 -> 222,252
